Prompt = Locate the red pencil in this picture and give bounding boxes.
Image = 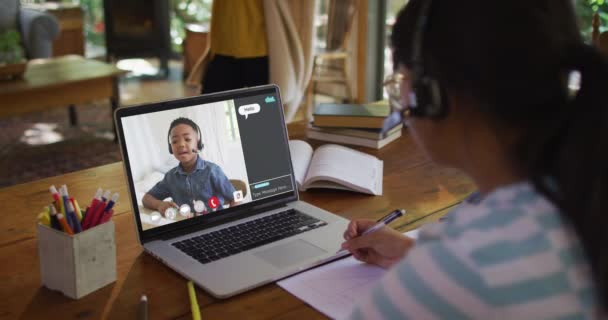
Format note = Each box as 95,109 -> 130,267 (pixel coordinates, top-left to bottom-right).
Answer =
82,201 -> 104,230
99,209 -> 114,224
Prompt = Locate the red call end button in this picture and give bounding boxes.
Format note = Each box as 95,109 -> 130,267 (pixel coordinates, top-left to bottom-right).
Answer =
208,196 -> 220,209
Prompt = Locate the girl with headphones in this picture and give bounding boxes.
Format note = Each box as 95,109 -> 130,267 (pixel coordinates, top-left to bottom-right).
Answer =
142,117 -> 237,218
341,0 -> 606,318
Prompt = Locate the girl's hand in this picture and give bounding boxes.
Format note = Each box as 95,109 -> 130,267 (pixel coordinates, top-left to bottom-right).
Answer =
341,219 -> 415,269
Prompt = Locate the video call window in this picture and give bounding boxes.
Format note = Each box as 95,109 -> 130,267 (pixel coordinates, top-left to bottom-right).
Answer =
121,100 -> 251,230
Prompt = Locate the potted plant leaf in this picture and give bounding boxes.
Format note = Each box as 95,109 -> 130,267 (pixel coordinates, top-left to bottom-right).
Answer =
0,29 -> 27,80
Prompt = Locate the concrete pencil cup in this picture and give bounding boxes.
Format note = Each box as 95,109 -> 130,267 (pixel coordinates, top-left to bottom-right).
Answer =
36,221 -> 117,299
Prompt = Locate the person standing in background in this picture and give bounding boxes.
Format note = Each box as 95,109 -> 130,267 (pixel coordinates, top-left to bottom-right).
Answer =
200,0 -> 269,94
187,1 -> 316,123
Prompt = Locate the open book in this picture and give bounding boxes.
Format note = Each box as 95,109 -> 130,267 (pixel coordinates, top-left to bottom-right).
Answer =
289,140 -> 383,195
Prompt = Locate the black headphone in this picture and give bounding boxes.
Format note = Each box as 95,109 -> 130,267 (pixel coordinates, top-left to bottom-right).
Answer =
409,0 -> 449,118
167,117 -> 204,154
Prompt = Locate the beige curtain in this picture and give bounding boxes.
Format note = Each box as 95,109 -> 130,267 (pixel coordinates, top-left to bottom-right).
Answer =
264,0 -> 316,122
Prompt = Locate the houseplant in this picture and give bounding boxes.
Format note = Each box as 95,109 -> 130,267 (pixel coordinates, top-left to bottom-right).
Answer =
0,29 -> 26,79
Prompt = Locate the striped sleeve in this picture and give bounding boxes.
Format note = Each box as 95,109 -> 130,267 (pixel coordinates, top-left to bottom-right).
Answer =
346,183 -> 595,319
347,241 -> 492,320
347,228 -> 592,320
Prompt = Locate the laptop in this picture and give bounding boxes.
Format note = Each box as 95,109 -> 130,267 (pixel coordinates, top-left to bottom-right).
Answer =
114,85 -> 350,298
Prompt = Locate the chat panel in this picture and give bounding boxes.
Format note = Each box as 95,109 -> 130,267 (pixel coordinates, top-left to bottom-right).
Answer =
234,94 -> 295,200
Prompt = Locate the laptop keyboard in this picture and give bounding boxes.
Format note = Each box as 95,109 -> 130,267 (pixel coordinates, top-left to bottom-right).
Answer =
172,209 -> 327,264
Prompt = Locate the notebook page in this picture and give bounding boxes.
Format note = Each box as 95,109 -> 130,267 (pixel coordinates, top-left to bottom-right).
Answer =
304,144 -> 383,195
288,140 -> 314,189
277,229 -> 419,319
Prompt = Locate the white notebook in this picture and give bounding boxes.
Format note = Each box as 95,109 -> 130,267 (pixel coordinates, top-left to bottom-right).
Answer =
277,229 -> 419,319
288,140 -> 383,195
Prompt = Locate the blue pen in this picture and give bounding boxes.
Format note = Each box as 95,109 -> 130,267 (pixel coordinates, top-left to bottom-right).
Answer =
101,190 -> 111,202
62,186 -> 82,233
67,202 -> 82,233
103,193 -> 119,213
338,209 -> 406,254
61,185 -> 76,231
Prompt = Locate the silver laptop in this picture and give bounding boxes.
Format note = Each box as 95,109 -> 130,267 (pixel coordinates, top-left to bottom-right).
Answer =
114,85 -> 350,298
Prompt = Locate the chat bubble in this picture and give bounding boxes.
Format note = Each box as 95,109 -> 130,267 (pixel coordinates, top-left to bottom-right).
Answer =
238,103 -> 261,119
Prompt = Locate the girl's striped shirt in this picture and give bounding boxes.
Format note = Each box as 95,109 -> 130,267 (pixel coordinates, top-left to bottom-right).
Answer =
348,182 -> 599,319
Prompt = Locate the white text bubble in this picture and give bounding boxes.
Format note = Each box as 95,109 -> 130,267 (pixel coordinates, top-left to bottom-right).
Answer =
238,103 -> 261,119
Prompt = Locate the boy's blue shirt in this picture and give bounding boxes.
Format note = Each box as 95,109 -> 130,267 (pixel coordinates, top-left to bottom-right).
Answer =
148,155 -> 236,208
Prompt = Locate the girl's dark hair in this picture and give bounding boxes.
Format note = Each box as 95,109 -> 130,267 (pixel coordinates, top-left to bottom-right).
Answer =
392,0 -> 607,309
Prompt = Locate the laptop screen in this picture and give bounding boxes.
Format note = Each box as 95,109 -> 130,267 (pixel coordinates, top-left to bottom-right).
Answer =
116,86 -> 297,239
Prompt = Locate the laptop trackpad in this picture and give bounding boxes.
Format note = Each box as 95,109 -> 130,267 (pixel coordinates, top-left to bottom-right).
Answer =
254,239 -> 326,269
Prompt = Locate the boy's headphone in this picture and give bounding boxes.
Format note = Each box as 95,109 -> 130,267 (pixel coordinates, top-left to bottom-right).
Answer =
167,118 -> 204,154
409,0 -> 449,118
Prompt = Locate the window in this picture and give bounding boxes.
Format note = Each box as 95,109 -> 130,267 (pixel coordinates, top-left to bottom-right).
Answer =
575,0 -> 608,41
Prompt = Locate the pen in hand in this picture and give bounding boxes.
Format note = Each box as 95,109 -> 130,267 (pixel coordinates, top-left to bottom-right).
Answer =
361,209 -> 406,236
338,209 -> 406,254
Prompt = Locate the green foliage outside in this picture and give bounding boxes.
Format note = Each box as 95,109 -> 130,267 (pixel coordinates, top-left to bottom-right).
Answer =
22,1 -> 605,54
169,0 -> 213,52
78,0 -> 105,48
576,0 -> 608,41
44,0 -> 212,53
0,29 -> 24,64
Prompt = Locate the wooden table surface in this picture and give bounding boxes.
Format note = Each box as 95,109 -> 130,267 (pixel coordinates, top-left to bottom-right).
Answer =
0,122 -> 476,319
0,55 -> 125,118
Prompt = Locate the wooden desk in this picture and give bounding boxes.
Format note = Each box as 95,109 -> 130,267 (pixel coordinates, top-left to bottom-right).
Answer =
0,55 -> 125,127
0,122 -> 475,319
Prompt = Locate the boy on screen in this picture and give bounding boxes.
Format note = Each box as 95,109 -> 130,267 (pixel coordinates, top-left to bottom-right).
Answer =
142,117 -> 236,217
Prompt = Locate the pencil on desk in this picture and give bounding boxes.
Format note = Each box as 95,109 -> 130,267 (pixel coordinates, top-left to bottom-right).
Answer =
139,294 -> 148,320
187,281 -> 201,320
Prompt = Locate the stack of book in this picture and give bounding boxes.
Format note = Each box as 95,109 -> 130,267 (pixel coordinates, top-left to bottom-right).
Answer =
307,101 -> 403,149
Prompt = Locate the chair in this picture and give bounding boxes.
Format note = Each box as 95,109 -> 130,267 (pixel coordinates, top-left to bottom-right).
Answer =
307,0 -> 357,115
0,0 -> 60,59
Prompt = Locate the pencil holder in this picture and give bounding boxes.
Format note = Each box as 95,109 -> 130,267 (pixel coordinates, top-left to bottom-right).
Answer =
36,221 -> 117,299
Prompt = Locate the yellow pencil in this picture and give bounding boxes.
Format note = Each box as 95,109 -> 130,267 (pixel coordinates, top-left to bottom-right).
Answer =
71,198 -> 83,221
187,281 -> 201,320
